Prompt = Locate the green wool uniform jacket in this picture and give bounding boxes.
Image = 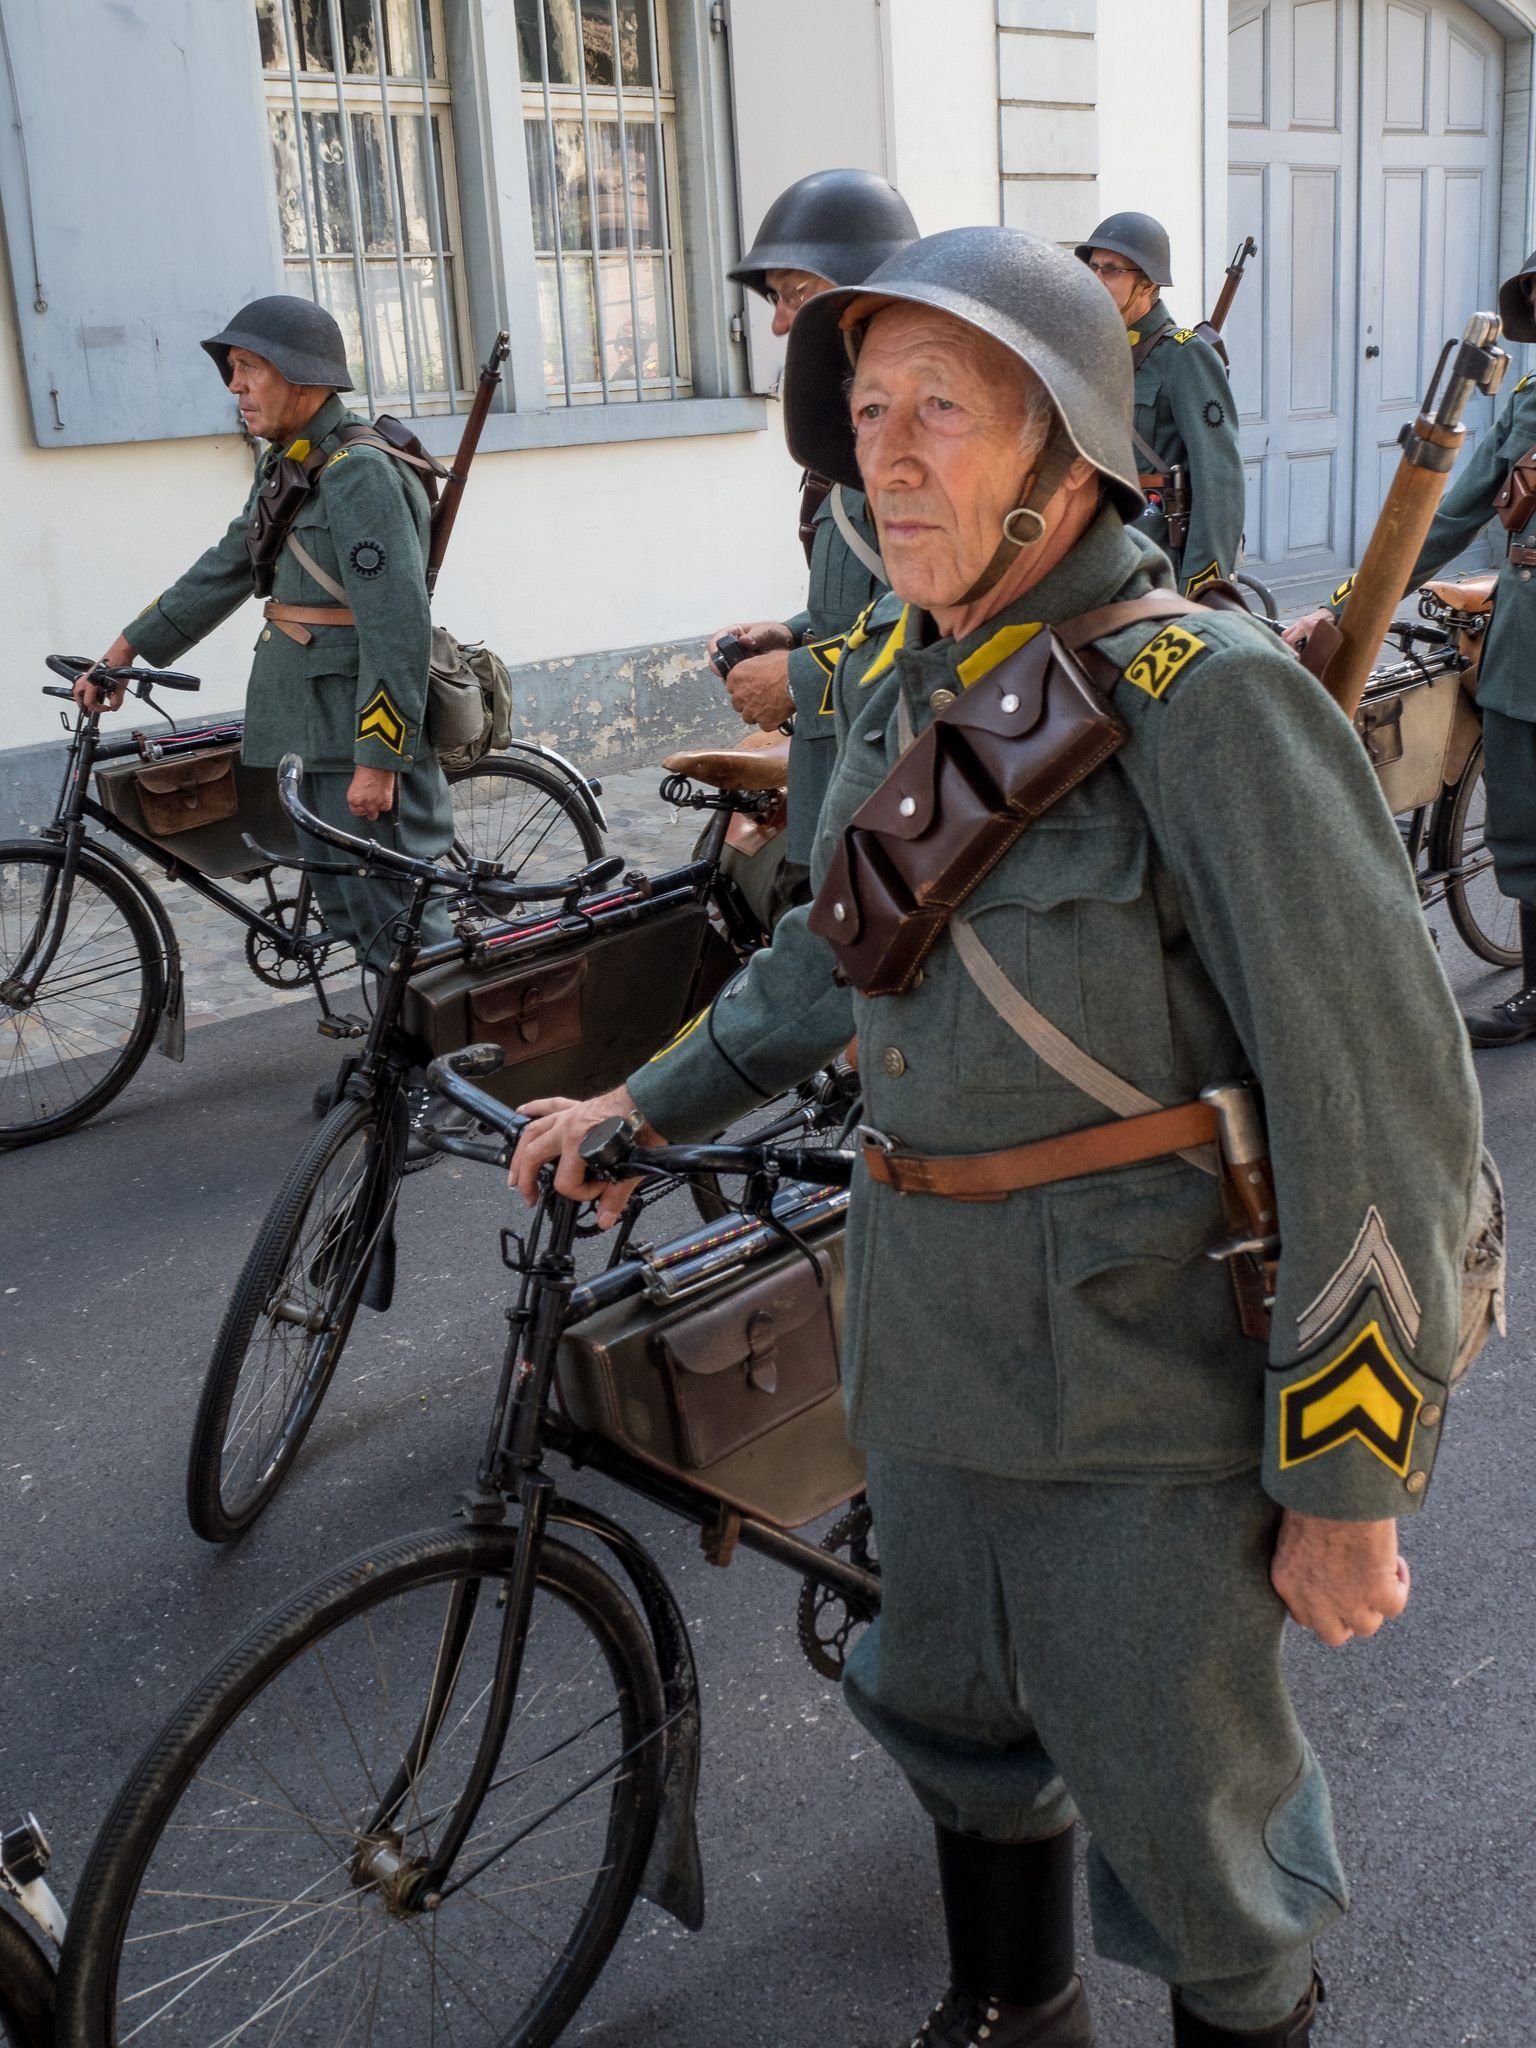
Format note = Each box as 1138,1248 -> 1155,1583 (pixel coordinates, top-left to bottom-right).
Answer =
631,509 -> 1480,1522
780,484 -> 887,864
1131,299 -> 1246,595
1330,373 -> 1536,723
122,394 -> 433,774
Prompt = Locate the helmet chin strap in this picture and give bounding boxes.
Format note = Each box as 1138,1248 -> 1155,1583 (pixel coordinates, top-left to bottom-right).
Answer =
949,426 -> 1076,609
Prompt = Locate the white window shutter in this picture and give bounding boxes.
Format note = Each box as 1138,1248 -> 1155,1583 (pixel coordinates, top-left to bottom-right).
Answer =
0,0 -> 278,447
721,0 -> 889,395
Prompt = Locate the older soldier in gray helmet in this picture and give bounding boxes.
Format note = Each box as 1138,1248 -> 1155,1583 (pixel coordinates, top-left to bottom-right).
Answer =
77,294 -> 453,966
704,168 -> 917,927
1078,211 -> 1245,597
512,227 -> 1481,2045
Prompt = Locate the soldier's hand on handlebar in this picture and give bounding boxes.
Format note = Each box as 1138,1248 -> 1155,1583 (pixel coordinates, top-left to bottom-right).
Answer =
347,766 -> 397,820
73,634 -> 138,713
726,650 -> 794,731
1269,1509 -> 1410,1648
1282,607 -> 1334,653
510,1085 -> 664,1228
707,619 -> 795,671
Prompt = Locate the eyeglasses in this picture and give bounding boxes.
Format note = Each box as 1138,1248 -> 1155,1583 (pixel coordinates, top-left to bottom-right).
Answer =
763,277 -> 821,312
1086,259 -> 1138,283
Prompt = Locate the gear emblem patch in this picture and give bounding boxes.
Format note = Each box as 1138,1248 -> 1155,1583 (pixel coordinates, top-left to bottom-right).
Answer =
349,540 -> 387,578
1203,398 -> 1226,427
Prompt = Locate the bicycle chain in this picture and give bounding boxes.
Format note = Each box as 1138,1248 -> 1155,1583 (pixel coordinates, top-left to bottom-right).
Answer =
796,1498 -> 879,1682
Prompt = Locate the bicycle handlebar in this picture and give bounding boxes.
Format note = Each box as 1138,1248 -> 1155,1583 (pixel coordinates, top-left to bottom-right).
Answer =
272,754 -> 626,904
46,653 -> 201,693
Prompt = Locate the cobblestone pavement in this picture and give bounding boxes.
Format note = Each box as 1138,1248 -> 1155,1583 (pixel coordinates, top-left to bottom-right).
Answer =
149,761 -> 709,1033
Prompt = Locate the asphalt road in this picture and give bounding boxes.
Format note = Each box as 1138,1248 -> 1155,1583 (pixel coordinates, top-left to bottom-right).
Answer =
3,923 -> 1534,2047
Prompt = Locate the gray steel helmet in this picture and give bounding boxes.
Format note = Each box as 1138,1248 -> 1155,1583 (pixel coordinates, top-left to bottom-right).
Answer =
1074,210 -> 1173,290
729,168 -> 918,298
201,295 -> 354,390
1499,250 -> 1536,345
783,225 -> 1141,521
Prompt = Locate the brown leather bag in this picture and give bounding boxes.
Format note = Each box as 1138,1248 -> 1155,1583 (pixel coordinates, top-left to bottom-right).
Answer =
133,745 -> 240,838
1495,445 -> 1536,533
468,956 -> 588,1064
808,628 -> 1128,996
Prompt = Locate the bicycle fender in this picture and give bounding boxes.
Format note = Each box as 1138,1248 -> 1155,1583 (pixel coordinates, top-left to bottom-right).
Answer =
73,835 -> 186,1063
359,1102 -> 406,1313
550,1496 -> 706,1932
503,739 -> 608,831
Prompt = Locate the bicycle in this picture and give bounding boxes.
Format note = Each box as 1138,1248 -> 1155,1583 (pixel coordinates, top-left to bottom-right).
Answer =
59,1046 -> 876,2048
0,656 -> 604,1150
1,1814 -> 64,2048
184,754 -> 854,1544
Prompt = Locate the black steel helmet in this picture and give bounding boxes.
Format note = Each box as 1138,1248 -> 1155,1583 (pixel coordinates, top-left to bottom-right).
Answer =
729,169 -> 918,298
201,295 -> 354,390
1074,211 -> 1173,290
783,225 -> 1141,519
1499,250 -> 1536,345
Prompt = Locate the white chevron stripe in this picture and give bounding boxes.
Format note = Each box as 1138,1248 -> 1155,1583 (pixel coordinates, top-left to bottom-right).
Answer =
1296,1206 -> 1422,1352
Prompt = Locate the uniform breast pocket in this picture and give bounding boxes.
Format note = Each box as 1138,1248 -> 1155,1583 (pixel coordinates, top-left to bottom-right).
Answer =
946,816 -> 1175,1095
305,628 -> 361,682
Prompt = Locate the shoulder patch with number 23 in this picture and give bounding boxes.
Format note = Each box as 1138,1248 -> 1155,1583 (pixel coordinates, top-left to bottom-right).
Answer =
1124,625 -> 1206,700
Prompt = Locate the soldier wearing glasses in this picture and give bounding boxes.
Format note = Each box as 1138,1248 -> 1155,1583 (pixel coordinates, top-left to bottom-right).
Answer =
1079,211 -> 1246,597
512,227 -> 1480,2047
704,169 -> 917,925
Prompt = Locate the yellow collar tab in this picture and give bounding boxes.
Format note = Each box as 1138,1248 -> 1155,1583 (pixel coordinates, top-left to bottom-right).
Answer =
957,621 -> 1044,689
859,603 -> 911,685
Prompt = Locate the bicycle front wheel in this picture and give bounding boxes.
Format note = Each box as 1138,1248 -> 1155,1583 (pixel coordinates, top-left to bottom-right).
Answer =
447,757 -> 603,887
57,1526 -> 666,2048
186,1097 -> 399,1542
1434,742 -> 1521,968
0,841 -> 163,1148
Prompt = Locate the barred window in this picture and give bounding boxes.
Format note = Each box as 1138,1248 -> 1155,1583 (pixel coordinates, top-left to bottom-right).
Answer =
515,0 -> 688,406
255,0 -> 468,413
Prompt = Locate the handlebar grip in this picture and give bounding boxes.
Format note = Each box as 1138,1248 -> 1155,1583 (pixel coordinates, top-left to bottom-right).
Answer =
423,1046 -> 526,1145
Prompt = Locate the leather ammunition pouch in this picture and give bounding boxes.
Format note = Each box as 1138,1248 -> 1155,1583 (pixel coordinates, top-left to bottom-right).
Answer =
246,415 -> 444,596
132,744 -> 240,837
1495,444 -> 1536,534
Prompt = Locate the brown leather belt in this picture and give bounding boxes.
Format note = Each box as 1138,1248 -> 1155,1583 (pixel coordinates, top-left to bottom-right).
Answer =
861,1101 -> 1219,1200
1138,471 -> 1168,492
1508,543 -> 1536,568
263,599 -> 356,646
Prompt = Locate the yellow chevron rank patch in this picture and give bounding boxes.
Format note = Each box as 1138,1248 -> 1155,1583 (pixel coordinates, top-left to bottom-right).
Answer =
357,690 -> 407,754
1172,328 -> 1196,344
1123,624 -> 1206,700
648,1007 -> 707,1063
1331,574 -> 1356,608
1183,560 -> 1222,598
1280,1322 -> 1421,1475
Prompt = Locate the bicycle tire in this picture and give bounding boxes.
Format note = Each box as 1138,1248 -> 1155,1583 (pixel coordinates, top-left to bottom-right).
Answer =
57,1525 -> 666,2048
0,840 -> 163,1149
186,1096 -> 398,1542
1433,742 -> 1521,968
447,757 -> 603,889
0,1909 -> 54,2048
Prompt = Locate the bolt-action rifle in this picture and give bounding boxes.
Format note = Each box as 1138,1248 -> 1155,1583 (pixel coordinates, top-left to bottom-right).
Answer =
1192,236 -> 1258,368
1308,313 -> 1507,722
1142,238 -> 1257,551
426,330 -> 511,598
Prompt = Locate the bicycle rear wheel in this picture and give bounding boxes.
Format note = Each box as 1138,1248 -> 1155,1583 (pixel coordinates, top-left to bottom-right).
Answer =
0,1908 -> 53,2048
0,841 -> 163,1149
57,1526 -> 666,2048
186,1096 -> 399,1542
1433,742 -> 1521,968
447,758 -> 603,887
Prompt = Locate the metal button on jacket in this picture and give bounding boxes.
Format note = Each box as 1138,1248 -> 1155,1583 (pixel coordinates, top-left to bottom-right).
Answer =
930,687 -> 957,712
881,1046 -> 907,1078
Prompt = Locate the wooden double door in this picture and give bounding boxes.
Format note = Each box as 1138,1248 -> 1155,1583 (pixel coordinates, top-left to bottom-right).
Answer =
1228,0 -> 1506,601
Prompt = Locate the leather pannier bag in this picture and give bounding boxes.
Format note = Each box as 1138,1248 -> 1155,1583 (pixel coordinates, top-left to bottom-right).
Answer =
557,1232 -> 863,1526
402,896 -> 738,1107
132,745 -> 240,837
1495,446 -> 1536,533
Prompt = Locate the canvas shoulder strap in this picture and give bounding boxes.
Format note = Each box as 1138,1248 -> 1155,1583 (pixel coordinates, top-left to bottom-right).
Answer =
828,484 -> 888,585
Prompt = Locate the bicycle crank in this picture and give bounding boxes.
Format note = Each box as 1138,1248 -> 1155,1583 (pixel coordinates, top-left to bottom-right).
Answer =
797,1499 -> 879,1682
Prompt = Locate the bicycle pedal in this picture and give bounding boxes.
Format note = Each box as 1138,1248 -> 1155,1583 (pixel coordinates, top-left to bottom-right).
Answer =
316,1012 -> 369,1041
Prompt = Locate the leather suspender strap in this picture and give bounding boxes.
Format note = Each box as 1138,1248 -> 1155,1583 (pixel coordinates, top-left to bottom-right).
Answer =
1131,425 -> 1167,478
828,485 -> 889,586
1130,326 -> 1171,372
862,1101 -> 1219,1200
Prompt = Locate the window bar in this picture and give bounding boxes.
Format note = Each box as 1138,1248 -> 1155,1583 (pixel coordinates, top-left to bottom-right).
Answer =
277,0 -> 323,303
324,0 -> 385,407
607,0 -> 647,402
534,0 -> 577,406
368,0 -> 421,414
407,0 -> 461,412
643,0 -> 679,397
571,7 -> 613,401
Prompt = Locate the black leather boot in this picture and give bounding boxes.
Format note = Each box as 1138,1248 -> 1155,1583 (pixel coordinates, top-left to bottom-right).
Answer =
897,1826 -> 1094,2047
1465,905 -> 1536,1046
1171,1971 -> 1322,2045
